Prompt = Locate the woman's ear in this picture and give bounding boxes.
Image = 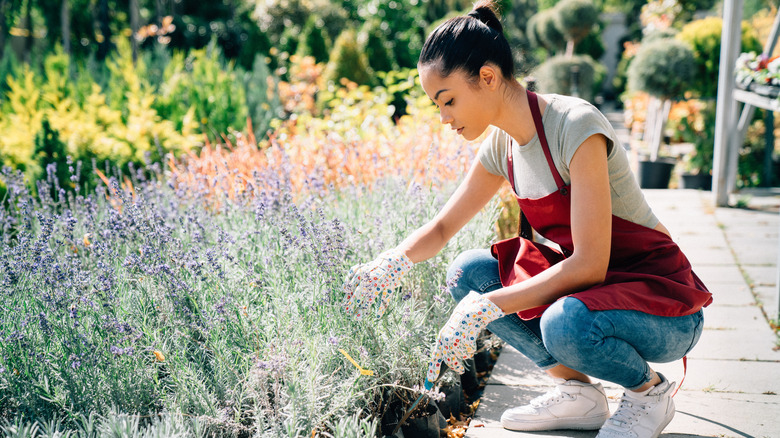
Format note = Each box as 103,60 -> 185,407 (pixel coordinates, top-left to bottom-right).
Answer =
479,65 -> 499,91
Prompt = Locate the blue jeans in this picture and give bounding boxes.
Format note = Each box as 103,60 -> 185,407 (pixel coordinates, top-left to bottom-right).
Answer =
447,249 -> 704,390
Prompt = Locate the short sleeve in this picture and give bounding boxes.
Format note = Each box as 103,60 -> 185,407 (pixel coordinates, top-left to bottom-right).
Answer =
477,128 -> 510,180
559,102 -> 618,167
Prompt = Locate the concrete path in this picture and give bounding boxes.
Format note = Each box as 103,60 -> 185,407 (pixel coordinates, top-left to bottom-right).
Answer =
465,191 -> 780,438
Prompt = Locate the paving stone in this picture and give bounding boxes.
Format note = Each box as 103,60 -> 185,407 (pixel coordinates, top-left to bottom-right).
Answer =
742,265 -> 778,287
682,247 -> 737,266
704,281 -> 756,306
692,265 -> 746,284
650,357 -> 780,394
466,388 -> 779,438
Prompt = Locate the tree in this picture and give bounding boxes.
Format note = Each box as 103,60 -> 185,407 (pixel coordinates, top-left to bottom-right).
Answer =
324,28 -> 373,86
360,18 -> 395,73
554,0 -> 599,57
296,15 -> 330,64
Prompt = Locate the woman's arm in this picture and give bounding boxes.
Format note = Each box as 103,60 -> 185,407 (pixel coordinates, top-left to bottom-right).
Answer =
397,158 -> 505,263
487,133 -> 612,313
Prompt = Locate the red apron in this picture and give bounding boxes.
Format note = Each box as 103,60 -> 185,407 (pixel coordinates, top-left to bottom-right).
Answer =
491,91 -> 713,321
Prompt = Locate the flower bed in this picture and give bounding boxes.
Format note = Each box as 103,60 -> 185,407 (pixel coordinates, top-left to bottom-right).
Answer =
0,113 -> 502,436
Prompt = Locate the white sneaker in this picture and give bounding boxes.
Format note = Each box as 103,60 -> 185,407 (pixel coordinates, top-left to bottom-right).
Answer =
596,373 -> 676,438
501,379 -> 610,431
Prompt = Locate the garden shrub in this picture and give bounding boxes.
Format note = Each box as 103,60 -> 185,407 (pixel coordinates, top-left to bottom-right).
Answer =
0,46 -> 203,184
241,54 -> 284,140
297,15 -> 331,64
533,54 -> 605,103
153,41 -> 248,139
554,0 -> 599,46
324,28 -> 373,87
531,8 -> 567,54
627,38 -> 695,100
676,16 -> 761,99
575,29 -> 605,61
360,19 -> 397,74
0,68 -> 44,175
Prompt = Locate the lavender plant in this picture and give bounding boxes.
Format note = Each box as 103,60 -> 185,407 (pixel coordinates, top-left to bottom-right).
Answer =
0,142 -> 499,436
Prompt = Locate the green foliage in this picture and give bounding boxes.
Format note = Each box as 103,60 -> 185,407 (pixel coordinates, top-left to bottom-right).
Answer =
627,39 -> 696,100
554,0 -> 599,44
0,43 -> 20,98
575,28 -> 605,60
33,119 -> 70,188
530,8 -> 567,53
241,54 -> 284,140
538,0 -> 562,11
0,43 -> 205,183
254,0 -> 348,53
324,28 -> 374,86
153,41 -> 248,140
297,15 -> 331,64
533,55 -> 604,103
643,28 -> 679,44
503,0 -> 540,73
676,17 -> 761,99
360,19 -> 397,74
672,100 -> 717,175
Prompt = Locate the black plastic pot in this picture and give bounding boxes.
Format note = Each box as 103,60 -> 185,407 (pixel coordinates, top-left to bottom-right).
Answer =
380,401 -> 404,436
473,348 -> 492,372
436,381 -> 465,420
460,358 -> 480,396
638,159 -> 675,189
679,173 -> 712,190
401,403 -> 447,438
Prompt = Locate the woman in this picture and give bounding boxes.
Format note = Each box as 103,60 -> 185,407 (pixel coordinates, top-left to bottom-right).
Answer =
343,1 -> 712,436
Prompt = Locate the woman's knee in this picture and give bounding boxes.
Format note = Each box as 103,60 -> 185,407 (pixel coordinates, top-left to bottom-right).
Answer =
540,298 -> 598,366
446,248 -> 501,302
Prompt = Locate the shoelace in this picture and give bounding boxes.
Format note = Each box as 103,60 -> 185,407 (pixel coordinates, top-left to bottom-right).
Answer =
530,387 -> 574,407
606,395 -> 649,429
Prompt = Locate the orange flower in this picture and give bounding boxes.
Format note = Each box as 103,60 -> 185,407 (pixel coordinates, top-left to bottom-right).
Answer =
153,351 -> 165,362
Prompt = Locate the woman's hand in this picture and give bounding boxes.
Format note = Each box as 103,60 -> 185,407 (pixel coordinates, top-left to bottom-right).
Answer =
426,291 -> 504,383
343,250 -> 413,320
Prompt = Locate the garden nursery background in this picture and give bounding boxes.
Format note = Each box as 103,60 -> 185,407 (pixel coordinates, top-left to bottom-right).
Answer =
0,0 -> 778,437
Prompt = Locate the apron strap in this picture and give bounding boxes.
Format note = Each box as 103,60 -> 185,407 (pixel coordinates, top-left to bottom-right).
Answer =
671,355 -> 687,397
527,90 -> 567,193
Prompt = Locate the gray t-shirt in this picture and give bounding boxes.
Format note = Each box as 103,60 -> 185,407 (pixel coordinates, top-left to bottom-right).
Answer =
478,94 -> 658,229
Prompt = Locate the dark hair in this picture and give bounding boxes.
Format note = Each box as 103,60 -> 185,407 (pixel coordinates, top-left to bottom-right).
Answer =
418,0 -> 515,81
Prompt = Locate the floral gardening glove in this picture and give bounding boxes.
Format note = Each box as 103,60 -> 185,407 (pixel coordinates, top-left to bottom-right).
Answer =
426,291 -> 504,383
343,249 -> 413,320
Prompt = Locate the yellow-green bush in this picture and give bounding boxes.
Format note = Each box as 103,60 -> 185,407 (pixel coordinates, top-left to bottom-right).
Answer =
0,44 -> 202,183
676,17 -> 761,99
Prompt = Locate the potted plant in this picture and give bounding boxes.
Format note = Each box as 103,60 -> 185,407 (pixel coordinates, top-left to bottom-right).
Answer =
671,100 -> 715,190
735,51 -> 780,97
627,37 -> 696,188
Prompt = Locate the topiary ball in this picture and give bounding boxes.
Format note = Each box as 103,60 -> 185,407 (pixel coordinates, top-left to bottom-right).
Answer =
627,38 -> 696,100
532,54 -> 604,103
554,0 -> 599,44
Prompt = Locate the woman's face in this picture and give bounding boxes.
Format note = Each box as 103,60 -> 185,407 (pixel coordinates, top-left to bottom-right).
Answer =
419,66 -> 493,141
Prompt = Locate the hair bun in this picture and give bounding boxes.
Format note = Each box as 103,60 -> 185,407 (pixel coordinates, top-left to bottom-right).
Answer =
467,2 -> 504,34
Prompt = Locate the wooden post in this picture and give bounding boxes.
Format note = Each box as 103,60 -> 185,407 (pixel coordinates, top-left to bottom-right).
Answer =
713,0 -> 744,206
